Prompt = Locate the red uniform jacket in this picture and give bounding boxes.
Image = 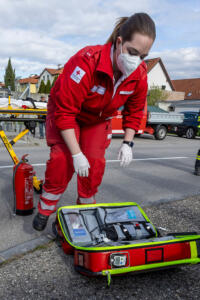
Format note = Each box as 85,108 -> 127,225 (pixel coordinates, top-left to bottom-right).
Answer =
46,42 -> 148,145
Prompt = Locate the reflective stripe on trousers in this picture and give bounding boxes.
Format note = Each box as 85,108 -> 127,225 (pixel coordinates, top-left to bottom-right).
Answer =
78,196 -> 95,204
42,190 -> 62,200
40,199 -> 56,211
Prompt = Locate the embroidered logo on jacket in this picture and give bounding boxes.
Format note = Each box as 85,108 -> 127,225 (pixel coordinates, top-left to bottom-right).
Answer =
90,85 -> 106,95
70,66 -> 86,83
119,90 -> 134,95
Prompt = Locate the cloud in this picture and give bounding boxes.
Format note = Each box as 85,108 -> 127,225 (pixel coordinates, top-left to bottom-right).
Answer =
0,0 -> 116,38
0,28 -> 79,62
150,47 -> 200,79
0,0 -> 199,81
0,0 -> 118,79
0,27 -> 80,79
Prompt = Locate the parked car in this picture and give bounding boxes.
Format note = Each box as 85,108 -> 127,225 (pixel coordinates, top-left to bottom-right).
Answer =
171,111 -> 199,139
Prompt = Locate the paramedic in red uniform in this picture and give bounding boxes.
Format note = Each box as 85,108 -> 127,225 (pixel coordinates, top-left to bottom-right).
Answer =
33,13 -> 156,231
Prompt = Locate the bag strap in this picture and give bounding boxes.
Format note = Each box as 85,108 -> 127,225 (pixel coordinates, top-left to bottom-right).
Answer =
119,224 -> 132,240
140,221 -> 156,237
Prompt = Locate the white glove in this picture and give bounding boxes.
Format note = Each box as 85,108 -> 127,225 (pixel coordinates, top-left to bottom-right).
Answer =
118,143 -> 133,167
72,152 -> 90,177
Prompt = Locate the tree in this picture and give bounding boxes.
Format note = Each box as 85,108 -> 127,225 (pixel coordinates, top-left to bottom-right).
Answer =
45,79 -> 51,94
147,86 -> 168,106
38,80 -> 46,93
4,58 -> 15,91
51,75 -> 58,88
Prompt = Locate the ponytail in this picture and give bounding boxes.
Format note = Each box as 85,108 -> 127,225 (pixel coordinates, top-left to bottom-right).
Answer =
107,13 -> 156,48
106,17 -> 129,46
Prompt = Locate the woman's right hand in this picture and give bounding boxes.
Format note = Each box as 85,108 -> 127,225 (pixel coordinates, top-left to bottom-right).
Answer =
72,152 -> 90,177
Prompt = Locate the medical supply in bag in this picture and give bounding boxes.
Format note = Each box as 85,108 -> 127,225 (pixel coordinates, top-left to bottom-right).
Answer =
53,202 -> 200,286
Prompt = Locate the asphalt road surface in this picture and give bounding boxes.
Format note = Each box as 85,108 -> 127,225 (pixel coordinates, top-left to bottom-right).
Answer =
0,195 -> 199,300
0,134 -> 199,252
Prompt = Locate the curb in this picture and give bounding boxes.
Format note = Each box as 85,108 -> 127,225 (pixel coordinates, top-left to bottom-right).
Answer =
0,234 -> 54,264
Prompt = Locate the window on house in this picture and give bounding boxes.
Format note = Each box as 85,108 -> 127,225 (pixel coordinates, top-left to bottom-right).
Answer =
161,85 -> 166,90
47,75 -> 49,81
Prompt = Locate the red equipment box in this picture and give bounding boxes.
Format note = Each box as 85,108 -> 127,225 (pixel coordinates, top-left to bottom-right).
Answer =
53,202 -> 200,285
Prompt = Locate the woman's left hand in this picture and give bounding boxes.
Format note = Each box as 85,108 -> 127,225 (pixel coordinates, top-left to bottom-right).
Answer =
118,143 -> 133,167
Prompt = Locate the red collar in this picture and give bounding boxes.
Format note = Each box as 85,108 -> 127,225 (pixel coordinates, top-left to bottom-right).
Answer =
96,43 -> 113,79
96,42 -> 147,81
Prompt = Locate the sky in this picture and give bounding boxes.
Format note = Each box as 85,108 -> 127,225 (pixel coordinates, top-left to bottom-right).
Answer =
0,0 -> 199,82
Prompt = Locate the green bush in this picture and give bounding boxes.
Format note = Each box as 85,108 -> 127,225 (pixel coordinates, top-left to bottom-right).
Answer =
38,80 -> 46,93
147,85 -> 168,106
45,80 -> 51,94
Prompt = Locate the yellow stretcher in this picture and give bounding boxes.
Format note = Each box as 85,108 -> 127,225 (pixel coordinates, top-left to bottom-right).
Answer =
0,96 -> 47,192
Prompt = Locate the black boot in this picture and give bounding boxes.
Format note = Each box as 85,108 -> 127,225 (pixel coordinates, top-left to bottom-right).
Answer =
33,213 -> 49,231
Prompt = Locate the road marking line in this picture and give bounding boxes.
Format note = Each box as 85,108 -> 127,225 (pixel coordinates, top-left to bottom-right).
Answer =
0,156 -> 190,169
106,156 -> 189,162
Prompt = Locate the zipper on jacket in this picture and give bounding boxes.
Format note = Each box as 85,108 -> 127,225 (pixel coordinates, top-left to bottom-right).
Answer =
99,75 -> 126,118
112,75 -> 126,99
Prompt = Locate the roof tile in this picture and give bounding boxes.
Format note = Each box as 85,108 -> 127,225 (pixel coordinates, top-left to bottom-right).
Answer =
18,75 -> 39,84
172,78 -> 200,100
145,57 -> 160,73
45,68 -> 64,75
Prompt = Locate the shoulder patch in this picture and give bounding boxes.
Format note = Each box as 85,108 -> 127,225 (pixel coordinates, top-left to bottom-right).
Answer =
70,66 -> 86,84
84,48 -> 94,59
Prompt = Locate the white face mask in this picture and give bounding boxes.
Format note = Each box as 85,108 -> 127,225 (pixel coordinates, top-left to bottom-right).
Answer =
117,43 -> 142,77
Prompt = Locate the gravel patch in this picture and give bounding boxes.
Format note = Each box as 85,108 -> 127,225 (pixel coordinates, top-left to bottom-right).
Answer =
0,195 -> 199,300
144,195 -> 200,233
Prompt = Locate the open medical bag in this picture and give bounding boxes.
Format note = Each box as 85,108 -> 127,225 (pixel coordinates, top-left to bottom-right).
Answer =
53,202 -> 200,285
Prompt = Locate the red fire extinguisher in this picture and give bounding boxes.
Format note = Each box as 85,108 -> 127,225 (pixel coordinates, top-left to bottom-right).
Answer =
13,154 -> 34,215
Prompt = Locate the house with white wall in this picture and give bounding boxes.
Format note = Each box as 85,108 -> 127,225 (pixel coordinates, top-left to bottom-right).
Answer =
145,57 -> 174,91
38,67 -> 64,86
16,75 -> 39,94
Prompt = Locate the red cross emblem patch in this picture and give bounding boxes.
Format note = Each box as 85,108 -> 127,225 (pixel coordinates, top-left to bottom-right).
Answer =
70,66 -> 86,83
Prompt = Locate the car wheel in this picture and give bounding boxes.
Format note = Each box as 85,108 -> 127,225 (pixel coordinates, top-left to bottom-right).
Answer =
185,127 -> 196,139
154,125 -> 167,140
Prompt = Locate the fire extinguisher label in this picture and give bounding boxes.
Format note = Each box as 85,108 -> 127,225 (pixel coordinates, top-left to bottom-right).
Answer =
25,175 -> 33,205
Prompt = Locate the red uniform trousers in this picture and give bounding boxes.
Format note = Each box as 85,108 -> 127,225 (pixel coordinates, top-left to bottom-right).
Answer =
38,120 -> 112,216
